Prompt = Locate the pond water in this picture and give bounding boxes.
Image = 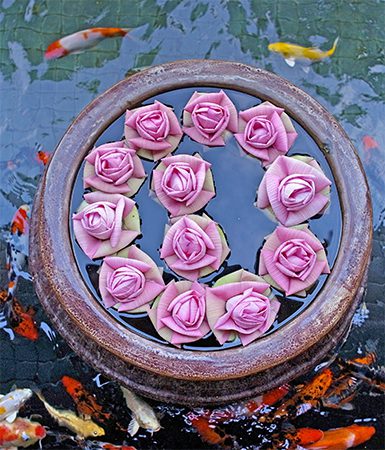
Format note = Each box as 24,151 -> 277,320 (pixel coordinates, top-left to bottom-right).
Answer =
0,1 -> 384,449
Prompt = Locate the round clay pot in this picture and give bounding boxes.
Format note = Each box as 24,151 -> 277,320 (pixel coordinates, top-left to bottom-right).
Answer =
29,60 -> 372,406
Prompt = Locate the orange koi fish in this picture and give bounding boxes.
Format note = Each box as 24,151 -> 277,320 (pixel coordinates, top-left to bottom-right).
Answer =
61,376 -> 111,422
189,414 -> 233,449
101,445 -> 136,450
306,424 -> 375,450
0,290 -> 39,341
322,375 -> 362,410
0,417 -> 46,448
293,428 -> 324,446
348,352 -> 376,366
10,205 -> 29,236
36,150 -> 51,166
273,369 -> 334,419
362,135 -> 379,152
45,27 -> 130,60
208,384 -> 290,423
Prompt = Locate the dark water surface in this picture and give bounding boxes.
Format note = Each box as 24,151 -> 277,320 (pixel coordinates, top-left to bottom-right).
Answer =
70,86 -> 342,351
1,0 -> 384,449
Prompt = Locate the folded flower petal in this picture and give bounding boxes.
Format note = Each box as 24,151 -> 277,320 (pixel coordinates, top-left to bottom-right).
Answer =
256,155 -> 332,226
125,101 -> 183,161
235,101 -> 298,166
206,269 -> 280,346
99,245 -> 165,312
151,153 -> 215,217
160,214 -> 230,280
83,141 -> 146,196
183,90 -> 238,146
72,192 -> 141,259
258,225 -> 330,296
148,280 -> 210,346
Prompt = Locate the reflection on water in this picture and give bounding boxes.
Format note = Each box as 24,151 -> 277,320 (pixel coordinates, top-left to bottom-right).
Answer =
0,0 -> 384,448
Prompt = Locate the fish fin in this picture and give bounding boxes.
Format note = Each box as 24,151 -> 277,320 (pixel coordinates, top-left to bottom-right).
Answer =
284,58 -> 296,67
5,411 -> 17,423
303,66 -> 310,74
327,37 -> 339,56
127,417 -> 140,436
340,403 -> 354,411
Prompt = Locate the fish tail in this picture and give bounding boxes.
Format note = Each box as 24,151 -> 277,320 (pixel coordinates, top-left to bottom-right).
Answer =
327,37 -> 339,56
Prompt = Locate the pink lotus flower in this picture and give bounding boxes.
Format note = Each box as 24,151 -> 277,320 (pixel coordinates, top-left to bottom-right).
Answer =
148,280 -> 210,345
183,90 -> 238,146
151,153 -> 215,217
83,141 -> 146,196
72,192 -> 141,259
258,225 -> 330,296
206,269 -> 280,346
257,155 -> 331,226
160,214 -> 230,280
235,101 -> 297,166
125,101 -> 183,161
99,245 -> 165,312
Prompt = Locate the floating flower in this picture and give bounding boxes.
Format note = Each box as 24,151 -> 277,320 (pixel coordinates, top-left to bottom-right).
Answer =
256,155 -> 331,226
83,141 -> 146,196
99,245 -> 165,312
148,280 -> 210,346
125,101 -> 183,161
258,224 -> 330,296
182,90 -> 238,146
151,153 -> 215,216
160,214 -> 230,281
206,269 -> 280,346
235,101 -> 297,166
72,192 -> 140,259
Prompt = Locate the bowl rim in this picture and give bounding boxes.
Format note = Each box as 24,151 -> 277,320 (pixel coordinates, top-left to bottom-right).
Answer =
30,59 -> 372,383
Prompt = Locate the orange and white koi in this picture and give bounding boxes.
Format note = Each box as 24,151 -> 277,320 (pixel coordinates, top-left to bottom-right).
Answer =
61,376 -> 111,422
45,27 -> 130,60
208,384 -> 290,423
0,388 -> 33,423
188,414 -> 233,449
305,424 -> 375,450
322,375 -> 362,410
0,417 -> 46,448
268,38 -> 339,67
36,391 -> 105,439
269,427 -> 324,448
273,368 -> 334,419
10,205 -> 29,237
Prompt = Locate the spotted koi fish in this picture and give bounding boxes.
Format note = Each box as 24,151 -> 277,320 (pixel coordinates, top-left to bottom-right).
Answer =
208,385 -> 290,423
273,368 -> 334,419
322,375 -> 362,410
0,417 -> 46,448
0,388 -> 33,423
45,27 -> 130,60
305,424 -> 375,450
61,376 -> 111,422
188,414 -> 233,449
0,291 -> 38,341
10,205 -> 29,237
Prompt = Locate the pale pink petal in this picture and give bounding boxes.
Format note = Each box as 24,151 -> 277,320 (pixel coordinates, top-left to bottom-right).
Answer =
183,126 -> 225,146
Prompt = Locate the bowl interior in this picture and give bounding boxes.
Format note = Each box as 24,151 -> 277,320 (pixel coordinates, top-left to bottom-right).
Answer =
69,86 -> 342,351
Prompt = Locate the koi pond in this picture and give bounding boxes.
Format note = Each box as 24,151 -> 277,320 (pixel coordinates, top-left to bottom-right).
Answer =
0,1 -> 384,449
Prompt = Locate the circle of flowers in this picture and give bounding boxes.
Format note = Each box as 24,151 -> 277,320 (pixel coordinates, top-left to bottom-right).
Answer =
73,91 -> 332,348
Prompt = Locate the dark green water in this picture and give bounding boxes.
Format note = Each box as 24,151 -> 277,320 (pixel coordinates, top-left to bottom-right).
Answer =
1,1 -> 384,449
